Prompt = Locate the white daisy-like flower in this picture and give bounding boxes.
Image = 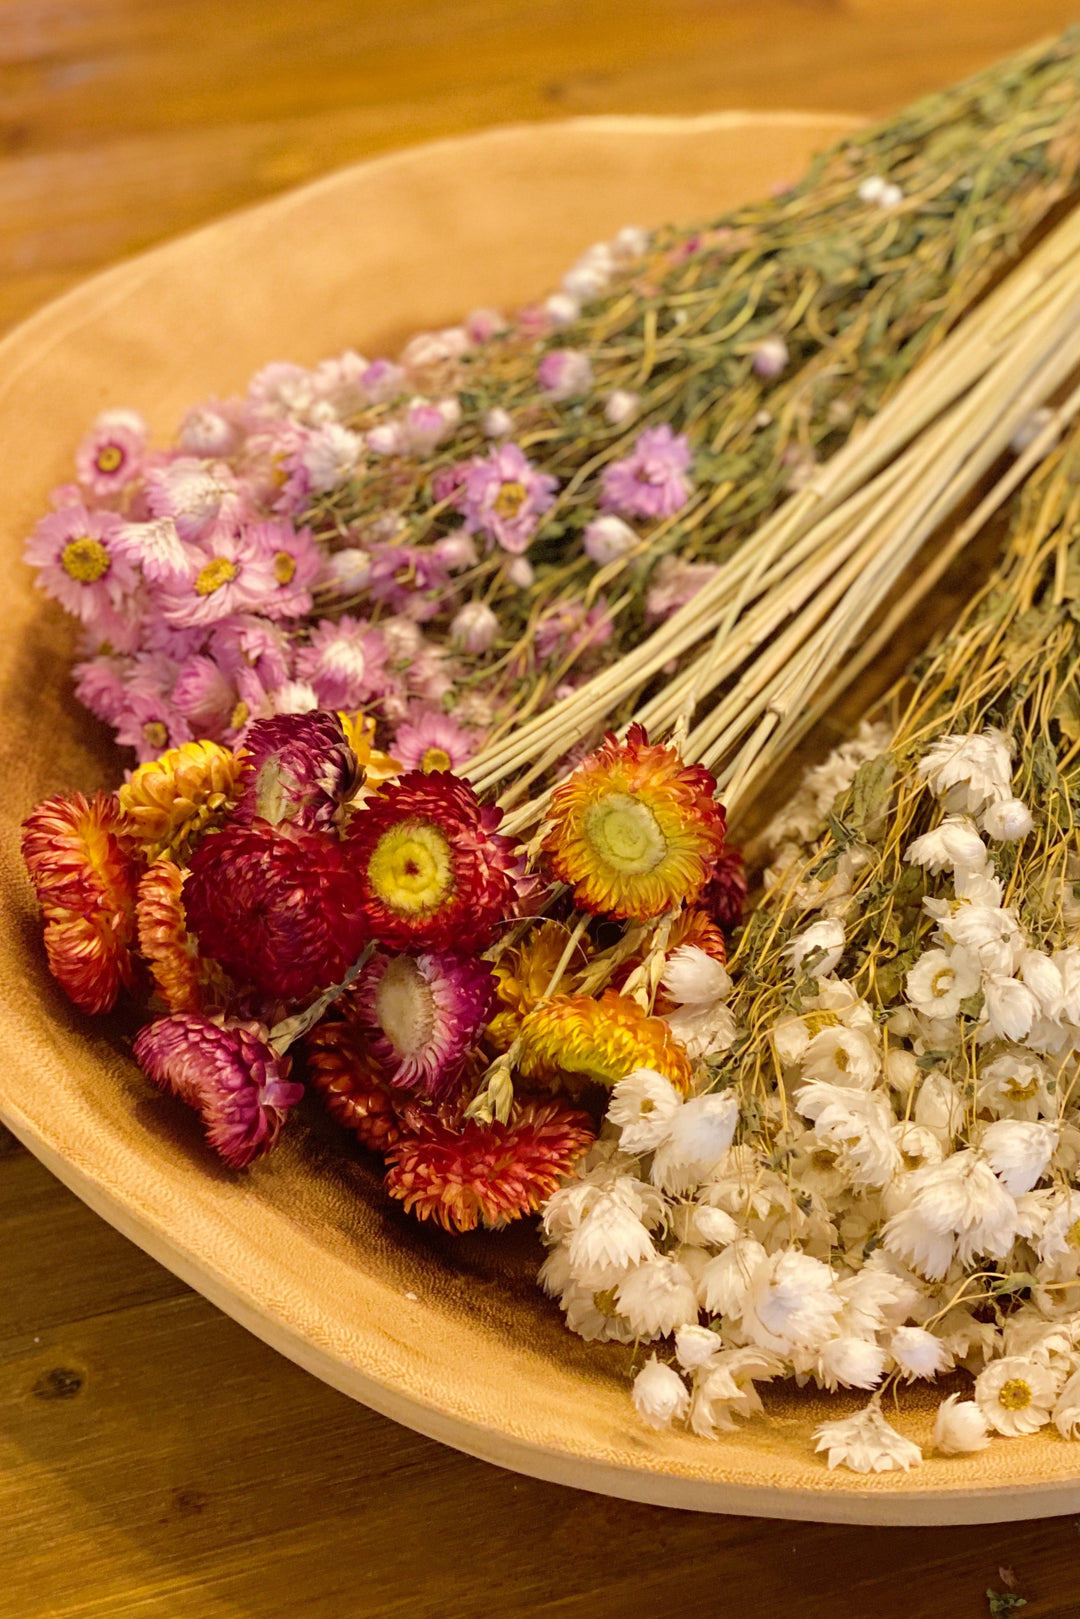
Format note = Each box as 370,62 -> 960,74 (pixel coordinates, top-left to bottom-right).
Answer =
916,729 -> 1013,813
895,1121 -> 945,1172
940,902 -> 1023,977
632,1356 -> 690,1429
772,1016 -> 810,1068
933,1394 -> 991,1454
688,1347 -> 784,1439
813,1403 -> 922,1474
975,1355 -> 1057,1436
661,945 -> 731,1005
566,1188 -> 656,1287
676,1201 -> 739,1250
1052,1367 -> 1080,1440
113,516 -> 189,582
742,1248 -> 845,1353
795,1082 -> 902,1189
981,796 -> 1034,841
815,1335 -> 888,1392
838,1257 -> 925,1337
607,1068 -> 683,1154
560,1279 -> 636,1343
800,1025 -> 880,1089
905,947 -> 980,1020
890,1325 -> 955,1381
882,1150 -> 1019,1280
663,1000 -> 737,1059
650,1093 -> 740,1195
616,1256 -> 699,1338
977,1051 -> 1054,1121
905,816 -> 988,877
980,1119 -> 1058,1196
1035,1189 -> 1080,1267
674,1322 -> 723,1371
699,1237 -> 769,1317
784,918 -> 845,978
1053,947 -> 1080,1024
983,974 -> 1039,1043
538,1241 -> 572,1298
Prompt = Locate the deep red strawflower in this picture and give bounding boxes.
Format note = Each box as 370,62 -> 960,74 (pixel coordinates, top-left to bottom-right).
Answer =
344,948 -> 495,1100
134,1012 -> 304,1168
701,843 -> 748,932
233,710 -> 358,831
346,769 -> 527,953
184,818 -> 367,1004
304,1018 -> 406,1152
383,1098 -> 595,1232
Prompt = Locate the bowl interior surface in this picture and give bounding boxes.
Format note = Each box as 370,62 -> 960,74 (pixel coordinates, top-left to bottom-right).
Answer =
3,111 -> 1077,1523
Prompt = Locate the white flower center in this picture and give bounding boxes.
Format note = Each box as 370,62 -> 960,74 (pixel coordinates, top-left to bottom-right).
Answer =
375,957 -> 435,1056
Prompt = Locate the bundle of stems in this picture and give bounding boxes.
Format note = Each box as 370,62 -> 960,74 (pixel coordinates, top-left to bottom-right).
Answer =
468,190 -> 1080,835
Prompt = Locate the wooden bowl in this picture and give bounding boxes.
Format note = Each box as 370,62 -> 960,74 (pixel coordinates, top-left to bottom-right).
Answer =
5,112 -> 1079,1524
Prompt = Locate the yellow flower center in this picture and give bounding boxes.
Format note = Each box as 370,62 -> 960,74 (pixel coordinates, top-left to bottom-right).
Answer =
420,746 -> 453,774
374,956 -> 435,1056
585,793 -> 666,876
273,550 -> 297,585
1006,1076 -> 1039,1101
998,1378 -> 1032,1411
592,1287 -> 619,1319
493,480 -> 526,519
95,443 -> 124,473
931,965 -> 956,997
367,819 -> 454,917
195,557 -> 238,596
61,536 -> 110,583
1067,1218 -> 1080,1251
230,700 -> 249,731
142,720 -> 169,751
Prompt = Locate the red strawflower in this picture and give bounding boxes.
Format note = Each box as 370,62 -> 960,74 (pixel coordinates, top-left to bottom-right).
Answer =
346,770 -> 527,952
184,819 -> 367,1004
383,1098 -> 595,1232
134,1012 -> 304,1168
233,710 -> 359,831
701,843 -> 748,931
344,949 -> 495,1100
304,1018 -> 406,1152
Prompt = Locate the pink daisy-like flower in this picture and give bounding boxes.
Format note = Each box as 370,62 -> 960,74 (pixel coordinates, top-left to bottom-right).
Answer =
245,520 -> 322,620
361,358 -> 407,403
346,949 -> 495,1099
177,400 -> 243,457
366,544 -> 454,622
537,348 -> 593,400
114,686 -> 194,762
73,654 -> 132,724
294,615 -> 389,709
534,599 -> 613,664
459,442 -> 558,555
24,504 -> 139,626
144,457 -> 243,541
112,516 -> 191,582
391,708 -> 480,773
171,653 -> 270,743
75,415 -> 148,499
402,398 -> 460,455
134,1013 -> 305,1168
600,424 -> 693,520
210,614 -> 293,690
153,525 -> 277,629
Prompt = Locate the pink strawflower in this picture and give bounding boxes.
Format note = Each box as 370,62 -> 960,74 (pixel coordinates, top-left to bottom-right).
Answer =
293,615 -> 389,709
310,349 -> 369,417
272,680 -> 320,715
366,422 -> 406,457
232,710 -> 358,831
465,307 -> 508,344
317,547 -> 372,596
245,361 -> 318,424
210,614 -> 293,690
153,526 -> 277,628
112,516 -> 191,582
134,1013 -> 305,1168
268,421 -> 363,511
537,348 -> 593,400
450,600 -> 499,654
534,599 -> 613,663
177,401 -> 243,457
459,443 -> 558,555
583,513 -> 638,565
361,358 -> 406,403
431,532 -> 478,571
431,463 -> 470,505
114,686 -> 194,762
171,654 -> 270,742
403,398 -> 460,454
645,554 -> 719,619
600,424 -> 693,520
73,654 -> 131,723
24,504 -> 139,626
404,644 -> 456,704
367,545 -> 454,621
246,520 -> 322,619
75,416 -> 148,498
392,708 -> 480,773
144,458 -> 243,541
346,950 -> 495,1099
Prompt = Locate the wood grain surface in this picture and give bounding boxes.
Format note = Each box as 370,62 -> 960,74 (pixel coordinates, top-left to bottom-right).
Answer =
6,4 -> 1080,1614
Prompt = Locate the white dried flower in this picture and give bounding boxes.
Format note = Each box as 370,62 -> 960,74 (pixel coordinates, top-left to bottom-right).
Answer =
651,1093 -> 739,1193
674,1322 -> 723,1371
800,1024 -> 880,1089
583,513 -> 638,565
681,1201 -> 739,1250
751,335 -> 789,377
688,1348 -> 783,1438
1052,1367 -> 1080,1440
905,947 -> 980,1019
890,1325 -> 955,1381
505,556 -> 534,588
482,406 -> 512,438
613,224 -> 650,258
699,1237 -> 768,1317
795,1082 -> 901,1189
449,600 -> 499,655
603,388 -> 640,426
882,1150 -> 1019,1280
617,1255 -> 699,1338
977,1051 -> 1053,1121
272,679 -> 319,715
816,1335 -> 888,1392
1035,1190 -> 1080,1267
562,263 -> 609,303
663,1000 -> 737,1059
913,1070 -> 965,1146
983,974 -> 1039,1043
785,918 -> 845,977
857,175 -> 888,203
543,291 -> 580,327
932,1394 -> 991,1454
885,1048 -> 920,1093
566,1189 -> 655,1286
981,796 -> 1034,841
980,1119 -> 1058,1196
632,1356 -> 690,1429
906,815 -> 988,876
742,1248 -> 844,1354
607,1068 -> 683,1154
561,1280 -> 636,1343
813,1403 -> 922,1473
975,1355 -> 1057,1436
917,729 -> 1013,813
662,945 -> 732,1006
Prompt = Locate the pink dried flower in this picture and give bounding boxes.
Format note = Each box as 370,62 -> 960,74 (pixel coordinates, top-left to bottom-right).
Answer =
233,710 -> 358,831
366,421 -> 406,457
431,532 -> 478,571
604,389 -> 639,426
346,950 -> 495,1099
246,520 -> 323,620
153,526 -> 277,628
294,615 -> 389,709
245,361 -> 317,423
114,686 -> 194,762
431,463 -> 470,505
73,654 -> 131,723
210,614 -> 293,690
310,349 -> 369,417
537,348 -> 593,400
535,600 -> 613,663
361,358 -> 406,403
752,335 -> 789,378
317,547 -> 371,595
25,504 -> 139,626
403,397 -> 460,454
113,516 -> 190,582
75,417 -> 147,498
367,545 -> 453,621
465,307 -> 508,344
600,424 -> 693,520
459,442 -> 557,555
645,554 -> 719,619
392,708 -> 479,773
482,407 -> 513,439
134,1013 -> 305,1168
144,458 -> 242,541
177,402 -> 242,457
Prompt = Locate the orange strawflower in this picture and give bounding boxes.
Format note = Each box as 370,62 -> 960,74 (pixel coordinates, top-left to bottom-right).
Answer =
383,1098 -> 594,1232
136,859 -> 229,1014
517,988 -> 693,1092
487,920 -> 591,1053
304,1020 -> 406,1152
541,724 -> 728,921
118,739 -> 242,860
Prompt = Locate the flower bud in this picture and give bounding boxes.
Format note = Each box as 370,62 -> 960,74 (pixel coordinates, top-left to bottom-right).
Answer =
506,556 -> 534,588
981,796 -> 1034,841
465,307 -> 507,345
537,348 -> 593,400
543,292 -> 580,327
450,600 -> 499,654
432,532 -> 478,571
603,388 -> 639,426
583,514 -> 638,565
752,336 -> 789,378
482,407 -> 513,439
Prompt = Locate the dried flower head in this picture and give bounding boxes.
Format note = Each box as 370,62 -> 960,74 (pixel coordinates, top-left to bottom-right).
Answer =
303,1018 -> 406,1151
345,949 -> 495,1099
117,739 -> 243,860
233,710 -> 359,831
518,989 -> 693,1092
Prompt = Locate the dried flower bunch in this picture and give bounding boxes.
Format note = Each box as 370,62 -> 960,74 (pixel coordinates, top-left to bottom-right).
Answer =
541,426 -> 1080,1471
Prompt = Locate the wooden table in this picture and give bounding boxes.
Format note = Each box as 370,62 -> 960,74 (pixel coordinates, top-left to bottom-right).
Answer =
6,4 -> 1080,1614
